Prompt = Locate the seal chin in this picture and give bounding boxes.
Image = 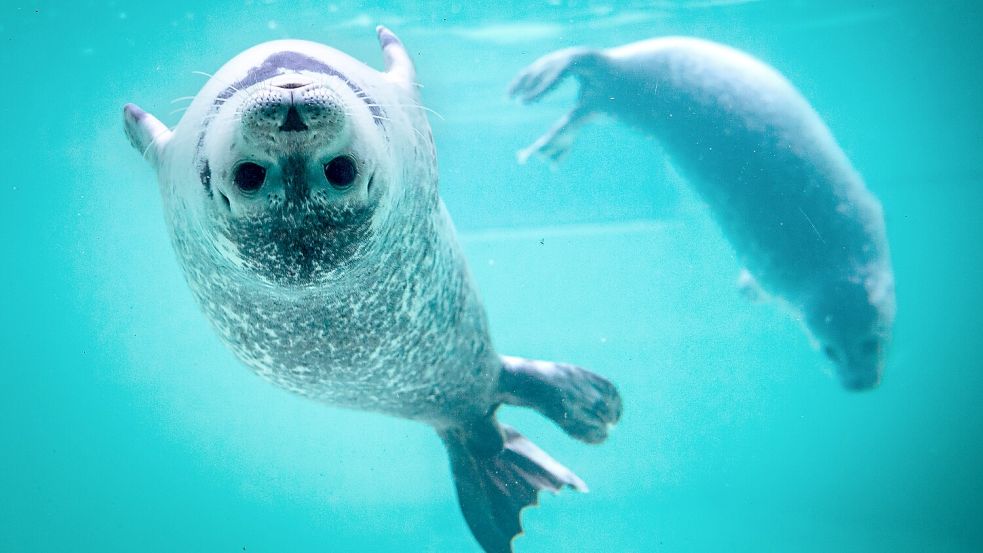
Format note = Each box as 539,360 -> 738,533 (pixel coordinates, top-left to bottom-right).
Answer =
219,198 -> 375,289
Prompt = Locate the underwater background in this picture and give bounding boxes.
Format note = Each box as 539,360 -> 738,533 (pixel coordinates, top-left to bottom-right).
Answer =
2,0 -> 981,551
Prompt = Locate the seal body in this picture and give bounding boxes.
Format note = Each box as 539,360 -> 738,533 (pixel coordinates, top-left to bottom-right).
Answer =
125,27 -> 620,553
164,40 -> 491,424
510,37 -> 895,390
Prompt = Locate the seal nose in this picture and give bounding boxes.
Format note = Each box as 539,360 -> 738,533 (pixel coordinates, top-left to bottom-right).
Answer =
241,82 -> 346,141
280,103 -> 309,132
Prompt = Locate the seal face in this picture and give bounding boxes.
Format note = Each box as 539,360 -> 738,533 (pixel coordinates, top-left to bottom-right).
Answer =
195,51 -> 385,288
125,27 -> 621,553
510,37 -> 896,390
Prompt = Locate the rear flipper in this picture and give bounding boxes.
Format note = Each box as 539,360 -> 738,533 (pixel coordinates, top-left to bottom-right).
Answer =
441,421 -> 586,553
498,356 -> 622,444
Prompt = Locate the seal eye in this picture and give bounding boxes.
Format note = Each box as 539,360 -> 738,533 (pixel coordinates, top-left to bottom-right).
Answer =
234,162 -> 266,193
823,345 -> 840,362
324,156 -> 357,188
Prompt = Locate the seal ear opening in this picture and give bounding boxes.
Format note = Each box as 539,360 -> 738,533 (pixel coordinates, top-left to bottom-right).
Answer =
375,26 -> 417,94
123,103 -> 172,169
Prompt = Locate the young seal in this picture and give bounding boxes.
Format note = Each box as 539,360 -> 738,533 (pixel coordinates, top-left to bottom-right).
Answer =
509,37 -> 895,390
123,27 -> 621,553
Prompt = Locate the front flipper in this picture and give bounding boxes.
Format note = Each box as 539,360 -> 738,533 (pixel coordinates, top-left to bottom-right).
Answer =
516,105 -> 593,165
123,103 -> 172,168
508,47 -> 600,103
498,356 -> 622,444
509,48 -> 605,165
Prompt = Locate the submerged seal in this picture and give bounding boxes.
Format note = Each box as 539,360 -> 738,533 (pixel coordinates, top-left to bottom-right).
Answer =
510,37 -> 895,390
124,27 -> 621,552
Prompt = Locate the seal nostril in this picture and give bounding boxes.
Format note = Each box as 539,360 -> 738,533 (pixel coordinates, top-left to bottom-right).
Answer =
279,106 -> 309,132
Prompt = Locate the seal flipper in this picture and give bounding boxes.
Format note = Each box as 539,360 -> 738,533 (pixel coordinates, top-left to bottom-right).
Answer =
508,48 -> 604,164
516,105 -> 594,165
498,356 -> 622,444
440,420 -> 586,553
375,26 -> 417,95
122,103 -> 172,168
507,47 -> 602,104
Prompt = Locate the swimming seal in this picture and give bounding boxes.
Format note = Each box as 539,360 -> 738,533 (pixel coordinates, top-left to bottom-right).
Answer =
510,37 -> 895,390
124,26 -> 621,552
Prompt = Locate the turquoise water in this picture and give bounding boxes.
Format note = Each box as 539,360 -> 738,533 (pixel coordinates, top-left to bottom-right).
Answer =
3,1 -> 982,551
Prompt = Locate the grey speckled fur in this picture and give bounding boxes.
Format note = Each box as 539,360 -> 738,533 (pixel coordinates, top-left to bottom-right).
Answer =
124,27 -> 620,553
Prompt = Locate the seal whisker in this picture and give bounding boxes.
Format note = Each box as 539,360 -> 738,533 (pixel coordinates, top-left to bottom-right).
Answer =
139,130 -> 166,161
170,96 -> 197,104
353,87 -> 443,119
364,103 -> 445,120
192,70 -> 241,93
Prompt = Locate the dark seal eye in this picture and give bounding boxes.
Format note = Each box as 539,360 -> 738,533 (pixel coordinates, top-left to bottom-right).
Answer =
324,156 -> 357,188
823,345 -> 840,362
234,162 -> 267,192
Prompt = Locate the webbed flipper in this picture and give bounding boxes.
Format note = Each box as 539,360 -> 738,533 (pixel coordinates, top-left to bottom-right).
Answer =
440,419 -> 586,553
508,47 -> 605,165
516,106 -> 594,165
498,356 -> 622,444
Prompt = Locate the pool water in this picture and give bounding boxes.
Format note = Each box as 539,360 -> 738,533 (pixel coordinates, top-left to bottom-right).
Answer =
3,1 -> 981,551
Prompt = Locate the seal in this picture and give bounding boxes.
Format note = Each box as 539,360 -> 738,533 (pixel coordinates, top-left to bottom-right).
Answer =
509,37 -> 895,390
124,27 -> 621,553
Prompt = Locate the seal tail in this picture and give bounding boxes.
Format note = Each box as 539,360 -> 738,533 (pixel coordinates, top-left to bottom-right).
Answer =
439,420 -> 586,553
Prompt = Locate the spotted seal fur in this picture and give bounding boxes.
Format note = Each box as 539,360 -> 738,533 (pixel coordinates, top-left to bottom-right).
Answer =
124,26 -> 621,552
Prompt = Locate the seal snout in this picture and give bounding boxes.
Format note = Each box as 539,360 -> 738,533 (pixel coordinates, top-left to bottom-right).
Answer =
239,80 -> 348,144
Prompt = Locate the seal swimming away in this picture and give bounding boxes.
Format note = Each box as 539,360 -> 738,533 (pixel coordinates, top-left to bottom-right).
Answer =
123,27 -> 621,553
509,37 -> 895,391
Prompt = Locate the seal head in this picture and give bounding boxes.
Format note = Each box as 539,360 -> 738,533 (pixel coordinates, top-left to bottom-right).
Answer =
805,276 -> 895,390
201,65 -> 381,287
124,36 -> 424,289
